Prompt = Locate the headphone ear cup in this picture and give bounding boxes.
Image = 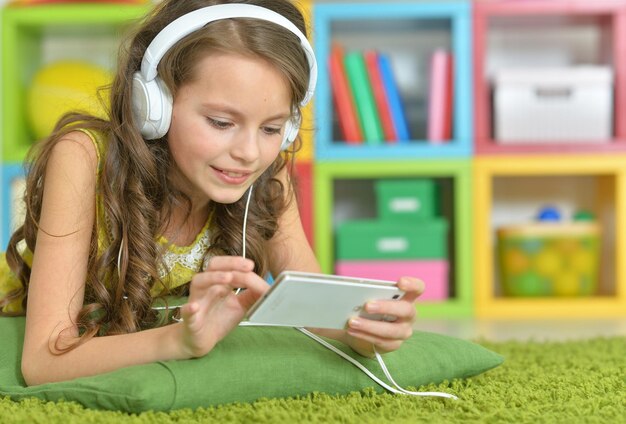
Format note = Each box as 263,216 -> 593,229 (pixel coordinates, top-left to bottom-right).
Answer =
131,73 -> 173,139
131,72 -> 151,136
281,112 -> 301,151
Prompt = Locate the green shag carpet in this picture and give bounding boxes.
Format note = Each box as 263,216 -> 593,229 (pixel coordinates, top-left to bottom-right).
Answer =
1,337 -> 624,423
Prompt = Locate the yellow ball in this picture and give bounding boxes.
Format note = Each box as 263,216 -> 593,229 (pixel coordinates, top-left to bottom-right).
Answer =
27,61 -> 112,140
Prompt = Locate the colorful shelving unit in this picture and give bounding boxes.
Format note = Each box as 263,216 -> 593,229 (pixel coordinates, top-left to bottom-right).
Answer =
2,0 -> 625,321
473,155 -> 626,318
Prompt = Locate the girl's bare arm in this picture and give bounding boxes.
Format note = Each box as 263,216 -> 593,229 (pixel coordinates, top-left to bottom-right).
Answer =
21,132 -> 187,385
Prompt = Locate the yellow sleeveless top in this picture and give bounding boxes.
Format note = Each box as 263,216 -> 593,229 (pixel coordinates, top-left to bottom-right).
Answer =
0,129 -> 211,313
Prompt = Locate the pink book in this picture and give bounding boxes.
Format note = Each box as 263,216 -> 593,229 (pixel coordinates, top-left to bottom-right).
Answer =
427,49 -> 454,143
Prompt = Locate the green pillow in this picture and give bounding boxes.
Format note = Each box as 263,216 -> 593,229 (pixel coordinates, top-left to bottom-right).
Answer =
0,317 -> 502,412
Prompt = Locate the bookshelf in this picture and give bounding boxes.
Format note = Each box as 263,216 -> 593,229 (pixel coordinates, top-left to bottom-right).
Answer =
313,1 -> 473,160
312,1 -> 474,318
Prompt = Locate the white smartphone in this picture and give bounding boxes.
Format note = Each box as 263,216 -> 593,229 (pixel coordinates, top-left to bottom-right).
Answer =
243,271 -> 404,329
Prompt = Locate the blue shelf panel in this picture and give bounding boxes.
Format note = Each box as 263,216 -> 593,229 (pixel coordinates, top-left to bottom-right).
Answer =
314,1 -> 473,161
1,163 -> 26,250
316,140 -> 472,160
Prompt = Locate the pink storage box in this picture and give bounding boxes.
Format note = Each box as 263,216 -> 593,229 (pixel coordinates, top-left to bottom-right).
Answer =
335,260 -> 449,301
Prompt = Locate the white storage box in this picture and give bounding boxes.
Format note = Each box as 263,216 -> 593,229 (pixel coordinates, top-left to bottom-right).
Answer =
493,66 -> 613,143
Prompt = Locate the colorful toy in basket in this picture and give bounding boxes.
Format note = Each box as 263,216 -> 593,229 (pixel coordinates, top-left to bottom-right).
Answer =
27,60 -> 112,140
497,207 -> 601,297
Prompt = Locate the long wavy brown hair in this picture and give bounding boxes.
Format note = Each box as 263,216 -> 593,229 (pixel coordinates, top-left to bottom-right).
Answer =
1,0 -> 311,346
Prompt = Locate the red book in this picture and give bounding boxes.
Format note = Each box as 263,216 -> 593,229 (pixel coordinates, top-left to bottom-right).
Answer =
329,44 -> 363,143
427,49 -> 454,143
364,50 -> 397,142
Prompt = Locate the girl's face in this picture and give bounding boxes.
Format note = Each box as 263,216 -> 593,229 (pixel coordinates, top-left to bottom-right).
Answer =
167,52 -> 292,208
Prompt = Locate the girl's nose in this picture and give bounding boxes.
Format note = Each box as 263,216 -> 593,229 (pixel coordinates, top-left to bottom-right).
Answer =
230,128 -> 260,163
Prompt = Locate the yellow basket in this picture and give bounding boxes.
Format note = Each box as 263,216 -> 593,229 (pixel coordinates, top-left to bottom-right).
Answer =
497,222 -> 601,297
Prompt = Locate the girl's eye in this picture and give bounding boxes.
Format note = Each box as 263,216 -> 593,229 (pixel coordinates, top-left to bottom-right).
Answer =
207,117 -> 232,130
263,126 -> 282,136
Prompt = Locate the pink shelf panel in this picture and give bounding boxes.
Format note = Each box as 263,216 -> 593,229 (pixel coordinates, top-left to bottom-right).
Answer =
473,0 -> 626,155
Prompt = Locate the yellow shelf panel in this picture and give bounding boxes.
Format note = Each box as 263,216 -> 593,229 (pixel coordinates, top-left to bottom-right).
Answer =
474,154 -> 626,175
296,0 -> 314,162
473,154 -> 626,318
476,297 -> 626,319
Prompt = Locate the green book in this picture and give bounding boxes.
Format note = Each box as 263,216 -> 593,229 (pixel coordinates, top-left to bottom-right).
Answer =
344,51 -> 384,144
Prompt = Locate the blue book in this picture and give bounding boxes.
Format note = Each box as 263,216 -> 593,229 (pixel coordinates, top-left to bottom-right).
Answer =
377,53 -> 411,142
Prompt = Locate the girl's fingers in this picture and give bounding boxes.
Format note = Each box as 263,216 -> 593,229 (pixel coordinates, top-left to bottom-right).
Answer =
348,317 -> 413,341
191,270 -> 269,297
396,277 -> 425,304
204,256 -> 254,272
346,328 -> 404,353
363,299 -> 416,323
186,271 -> 269,316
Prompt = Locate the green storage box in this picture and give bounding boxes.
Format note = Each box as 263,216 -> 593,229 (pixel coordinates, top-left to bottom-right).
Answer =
375,179 -> 438,220
336,218 -> 448,260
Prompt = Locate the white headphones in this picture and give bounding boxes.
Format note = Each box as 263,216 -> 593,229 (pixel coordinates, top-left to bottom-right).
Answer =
131,3 -> 318,150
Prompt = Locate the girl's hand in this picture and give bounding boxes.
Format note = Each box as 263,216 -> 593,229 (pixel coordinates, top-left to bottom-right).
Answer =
177,256 -> 269,358
345,277 -> 424,357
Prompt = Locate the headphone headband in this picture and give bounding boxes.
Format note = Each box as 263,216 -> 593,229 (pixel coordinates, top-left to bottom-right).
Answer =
140,3 -> 317,105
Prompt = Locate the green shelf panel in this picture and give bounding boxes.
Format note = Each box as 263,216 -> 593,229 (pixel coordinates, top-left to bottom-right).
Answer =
314,159 -> 473,318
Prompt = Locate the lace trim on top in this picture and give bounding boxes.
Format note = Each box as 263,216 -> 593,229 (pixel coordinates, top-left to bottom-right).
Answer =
80,128 -> 212,289
157,219 -> 212,279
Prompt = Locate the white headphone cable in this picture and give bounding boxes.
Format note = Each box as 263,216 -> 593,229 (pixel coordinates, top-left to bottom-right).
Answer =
235,185 -> 254,296
148,185 -> 253,313
242,184 -> 254,260
235,184 -> 455,398
295,327 -> 458,400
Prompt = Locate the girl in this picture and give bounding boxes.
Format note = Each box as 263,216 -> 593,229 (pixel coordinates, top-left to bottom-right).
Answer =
0,0 -> 424,386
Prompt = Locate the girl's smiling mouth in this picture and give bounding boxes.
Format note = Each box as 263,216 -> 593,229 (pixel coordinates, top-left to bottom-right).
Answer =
211,166 -> 252,184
